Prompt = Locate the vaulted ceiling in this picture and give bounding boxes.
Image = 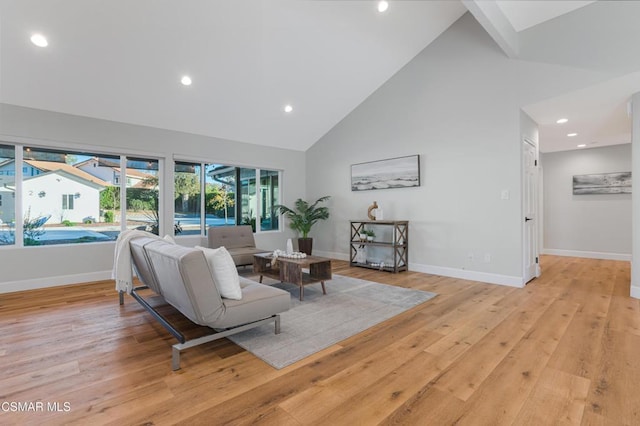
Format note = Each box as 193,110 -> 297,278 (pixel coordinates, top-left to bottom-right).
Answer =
1,1 -> 639,153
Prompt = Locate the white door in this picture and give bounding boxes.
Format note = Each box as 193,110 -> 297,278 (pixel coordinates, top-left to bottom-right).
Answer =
523,139 -> 539,283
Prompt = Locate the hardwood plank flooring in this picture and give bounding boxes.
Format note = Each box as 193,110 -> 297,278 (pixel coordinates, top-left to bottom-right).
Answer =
0,255 -> 638,425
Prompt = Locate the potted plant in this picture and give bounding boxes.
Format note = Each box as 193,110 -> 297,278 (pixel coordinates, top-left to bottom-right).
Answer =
365,229 -> 375,242
274,196 -> 330,255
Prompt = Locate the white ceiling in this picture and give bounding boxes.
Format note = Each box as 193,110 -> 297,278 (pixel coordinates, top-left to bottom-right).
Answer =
496,0 -> 596,32
0,0 -> 467,151
523,72 -> 639,153
0,0 -> 636,153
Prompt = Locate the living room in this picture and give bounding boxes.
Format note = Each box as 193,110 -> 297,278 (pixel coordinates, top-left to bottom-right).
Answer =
1,1 -> 639,424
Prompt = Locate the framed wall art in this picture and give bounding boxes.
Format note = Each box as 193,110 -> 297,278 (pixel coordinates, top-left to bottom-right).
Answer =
351,155 -> 420,191
572,171 -> 631,195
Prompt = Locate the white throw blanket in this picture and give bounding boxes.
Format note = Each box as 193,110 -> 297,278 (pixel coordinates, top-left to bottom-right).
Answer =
112,229 -> 161,294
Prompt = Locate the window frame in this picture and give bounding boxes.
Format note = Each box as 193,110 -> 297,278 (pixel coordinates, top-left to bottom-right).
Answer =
0,141 -> 163,248
173,158 -> 282,237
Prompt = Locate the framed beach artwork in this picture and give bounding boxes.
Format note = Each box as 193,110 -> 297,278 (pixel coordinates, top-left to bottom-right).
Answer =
572,171 -> 631,195
351,155 -> 420,191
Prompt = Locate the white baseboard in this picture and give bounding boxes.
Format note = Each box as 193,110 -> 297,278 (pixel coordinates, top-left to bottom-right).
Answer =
409,263 -> 524,288
315,250 -> 523,288
314,250 -> 349,261
631,286 -> 640,300
4,248 -> 628,295
542,248 -> 631,262
0,270 -> 112,294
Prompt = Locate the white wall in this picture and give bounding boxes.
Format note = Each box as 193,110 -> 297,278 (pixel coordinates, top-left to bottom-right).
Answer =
0,13 -> 625,292
632,92 -> 640,299
541,144 -> 632,260
0,103 -> 306,293
306,13 -> 612,286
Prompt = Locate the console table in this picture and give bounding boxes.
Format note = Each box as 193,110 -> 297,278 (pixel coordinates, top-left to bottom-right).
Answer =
349,220 -> 408,273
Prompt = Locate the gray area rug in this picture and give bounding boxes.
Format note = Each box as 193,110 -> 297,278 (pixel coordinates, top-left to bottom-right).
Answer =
228,274 -> 437,369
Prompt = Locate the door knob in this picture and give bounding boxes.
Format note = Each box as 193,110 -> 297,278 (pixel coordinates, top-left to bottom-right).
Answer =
525,217 -> 533,222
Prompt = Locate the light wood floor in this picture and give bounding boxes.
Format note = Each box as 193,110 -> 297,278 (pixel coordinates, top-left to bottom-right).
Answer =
0,255 -> 638,425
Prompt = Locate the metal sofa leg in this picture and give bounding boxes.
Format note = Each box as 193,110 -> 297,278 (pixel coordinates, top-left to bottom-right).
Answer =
275,314 -> 281,335
172,346 -> 181,371
119,290 -> 124,305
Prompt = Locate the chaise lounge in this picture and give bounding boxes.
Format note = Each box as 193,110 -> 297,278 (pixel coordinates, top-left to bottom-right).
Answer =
123,235 -> 290,370
207,225 -> 269,267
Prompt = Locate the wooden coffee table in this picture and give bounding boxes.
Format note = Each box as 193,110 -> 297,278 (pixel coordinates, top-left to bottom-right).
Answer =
253,253 -> 332,301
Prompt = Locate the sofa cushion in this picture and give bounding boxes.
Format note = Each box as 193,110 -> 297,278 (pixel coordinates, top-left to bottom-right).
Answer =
129,236 -> 163,295
196,246 -> 242,300
228,247 -> 270,267
213,282 -> 290,329
207,225 -> 271,267
208,225 -> 256,249
143,240 -> 225,325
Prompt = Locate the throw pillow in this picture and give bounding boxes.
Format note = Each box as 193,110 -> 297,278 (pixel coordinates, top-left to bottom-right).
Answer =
195,246 -> 242,300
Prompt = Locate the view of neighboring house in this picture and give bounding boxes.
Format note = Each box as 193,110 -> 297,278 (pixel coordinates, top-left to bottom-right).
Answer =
0,160 -> 109,224
24,170 -> 106,224
75,157 -> 155,187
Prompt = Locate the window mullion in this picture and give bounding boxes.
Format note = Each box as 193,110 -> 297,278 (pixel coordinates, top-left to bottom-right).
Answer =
15,145 -> 24,246
119,156 -> 127,232
201,163 -> 206,236
255,168 -> 261,234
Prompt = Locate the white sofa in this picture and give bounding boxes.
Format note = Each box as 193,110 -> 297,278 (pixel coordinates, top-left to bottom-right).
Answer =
125,235 -> 290,370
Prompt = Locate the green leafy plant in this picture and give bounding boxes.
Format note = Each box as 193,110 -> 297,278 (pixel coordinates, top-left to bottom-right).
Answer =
23,207 -> 49,246
242,210 -> 256,232
62,220 -> 74,227
208,185 -> 235,224
100,186 -> 120,210
273,196 -> 330,238
104,211 -> 114,223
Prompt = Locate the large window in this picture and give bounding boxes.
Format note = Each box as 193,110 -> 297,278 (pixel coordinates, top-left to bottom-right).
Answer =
206,164 -> 237,227
0,144 -> 16,245
260,169 -> 279,231
0,145 -> 162,246
125,157 -> 159,234
19,147 -> 125,245
0,141 -> 279,246
174,162 -> 202,236
239,167 -> 256,230
175,161 -> 281,236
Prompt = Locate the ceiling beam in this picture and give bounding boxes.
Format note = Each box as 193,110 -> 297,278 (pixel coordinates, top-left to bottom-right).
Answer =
461,0 -> 519,58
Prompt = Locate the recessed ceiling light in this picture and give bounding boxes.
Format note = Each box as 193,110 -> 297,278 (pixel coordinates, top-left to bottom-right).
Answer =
567,133 -> 578,137
30,33 -> 48,47
180,76 -> 192,86
377,1 -> 389,13
577,144 -> 586,148
284,104 -> 293,113
556,118 -> 568,124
